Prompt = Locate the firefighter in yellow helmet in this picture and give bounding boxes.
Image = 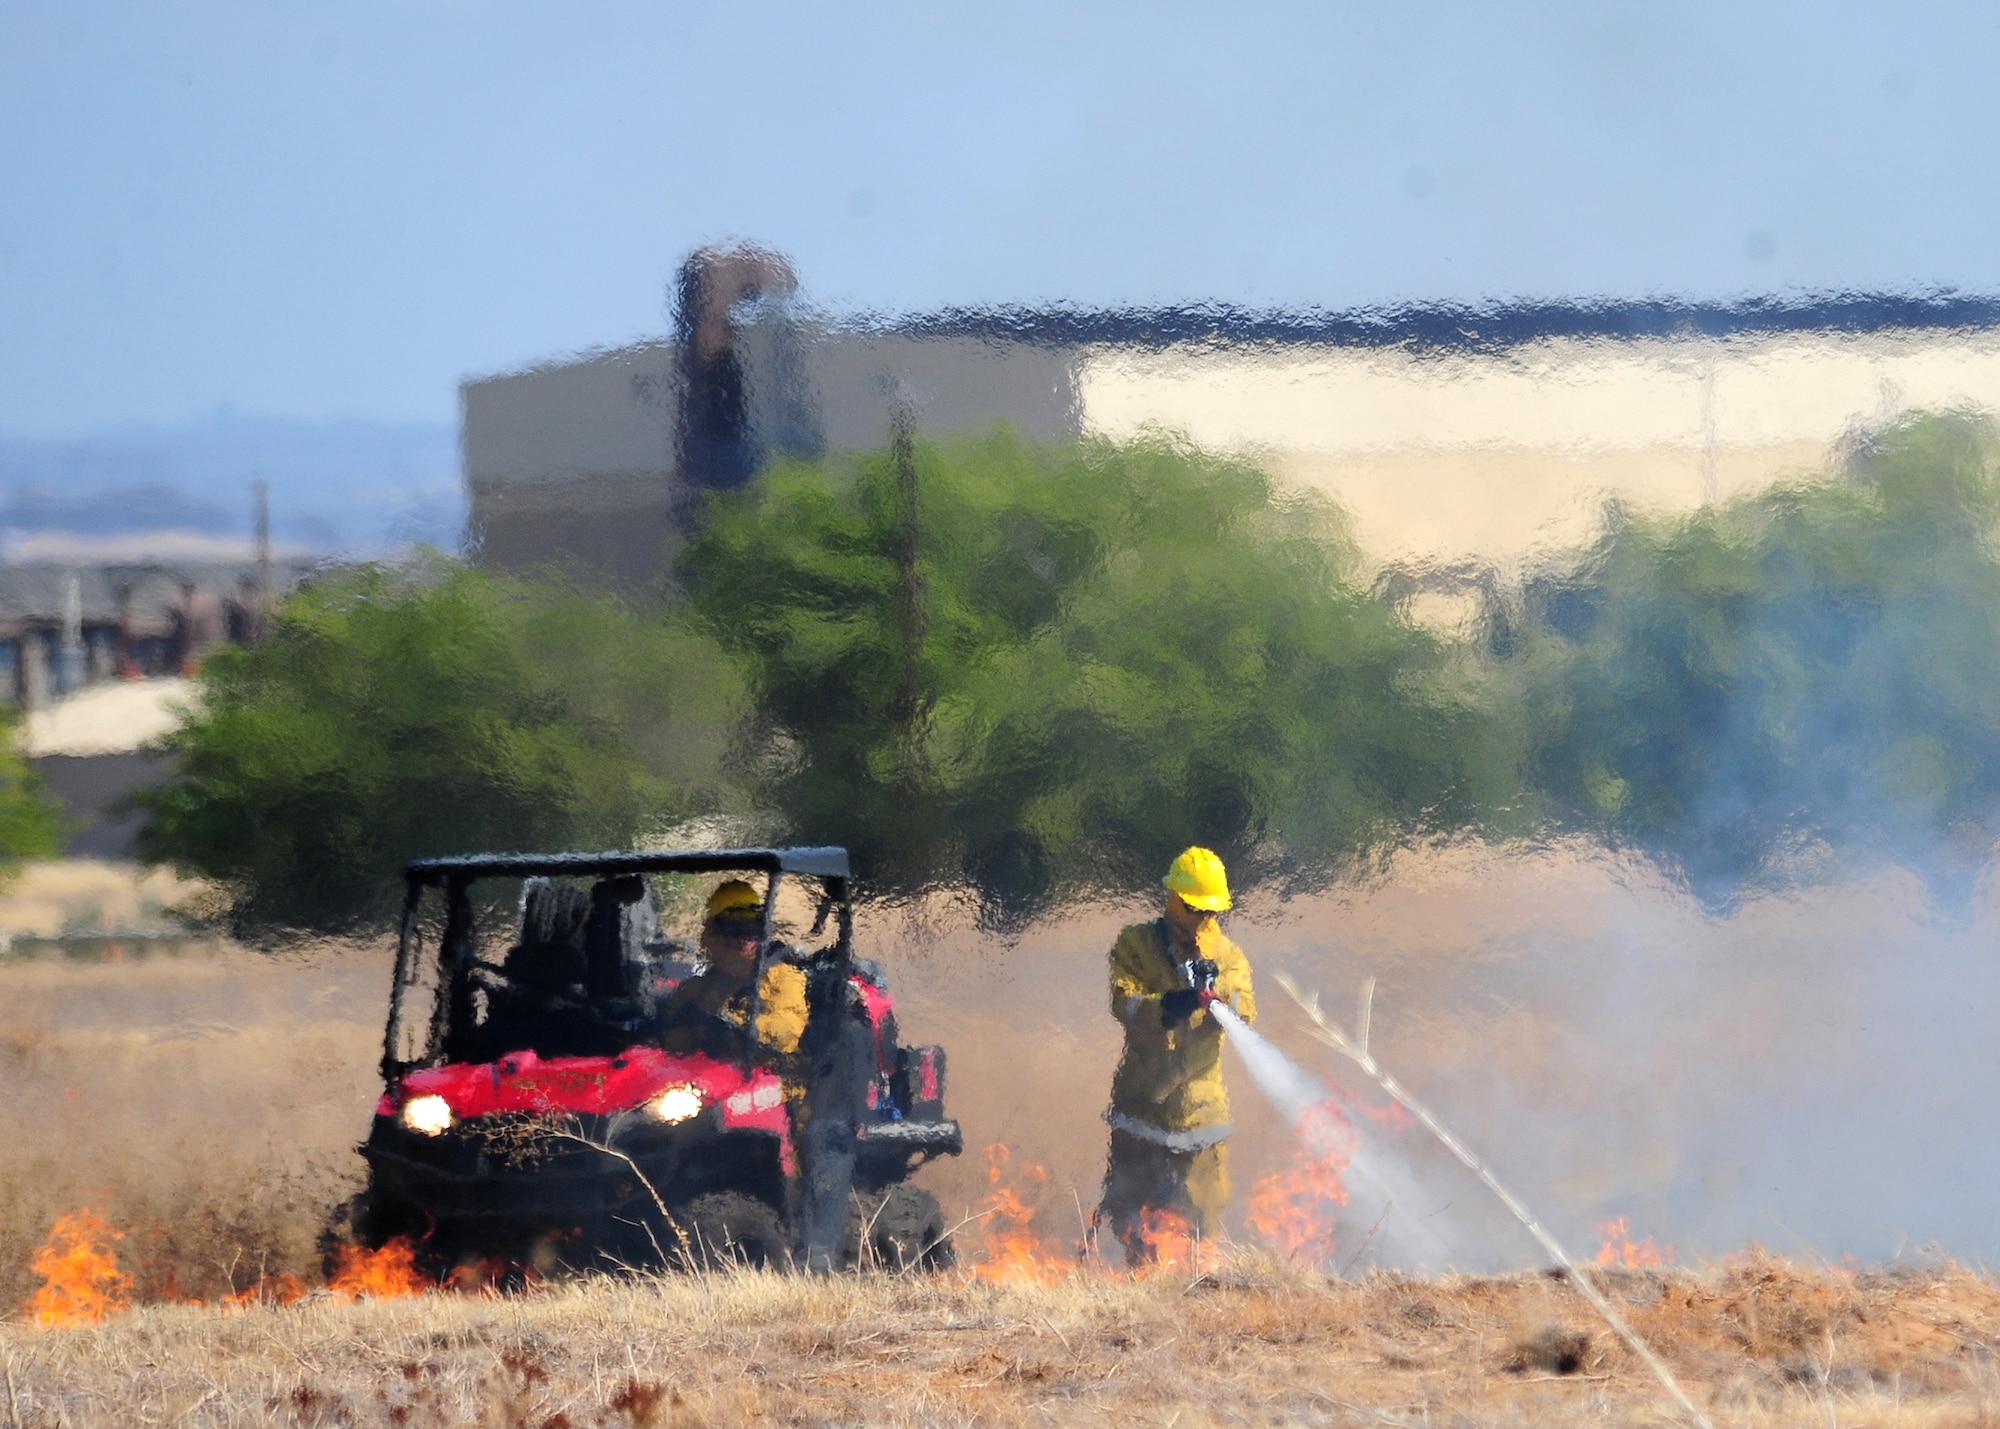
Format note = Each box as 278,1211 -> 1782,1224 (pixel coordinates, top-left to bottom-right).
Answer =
1098,846 -> 1255,1261
659,879 -> 809,1068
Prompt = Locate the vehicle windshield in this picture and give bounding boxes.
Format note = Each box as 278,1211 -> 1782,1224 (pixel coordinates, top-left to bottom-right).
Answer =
409,867 -> 841,1067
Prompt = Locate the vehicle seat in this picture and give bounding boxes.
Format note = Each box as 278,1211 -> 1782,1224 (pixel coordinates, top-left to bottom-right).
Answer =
472,880 -> 627,1059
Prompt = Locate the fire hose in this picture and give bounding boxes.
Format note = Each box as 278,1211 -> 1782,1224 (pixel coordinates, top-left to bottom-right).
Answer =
1254,973 -> 1715,1429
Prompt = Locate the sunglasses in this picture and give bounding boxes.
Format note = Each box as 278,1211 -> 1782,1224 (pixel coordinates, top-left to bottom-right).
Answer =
706,915 -> 765,941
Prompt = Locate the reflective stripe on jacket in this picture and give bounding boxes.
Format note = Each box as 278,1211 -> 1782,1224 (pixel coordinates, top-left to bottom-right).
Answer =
1105,1110 -> 1232,1152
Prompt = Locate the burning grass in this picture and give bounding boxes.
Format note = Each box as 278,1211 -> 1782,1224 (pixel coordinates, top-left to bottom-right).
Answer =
16,1208 -> 418,1327
13,875 -> 2000,1422
0,941 -> 382,1311
7,1255 -> 2000,1426
19,1213 -> 130,1329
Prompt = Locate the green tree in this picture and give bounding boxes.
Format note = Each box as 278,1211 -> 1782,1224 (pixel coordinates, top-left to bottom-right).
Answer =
1514,409 -> 2000,898
681,427 -> 1514,918
0,706 -> 62,869
134,554 -> 748,934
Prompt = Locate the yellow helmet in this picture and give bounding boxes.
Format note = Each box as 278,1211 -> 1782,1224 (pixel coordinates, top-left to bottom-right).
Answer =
1163,846 -> 1231,912
703,879 -> 764,924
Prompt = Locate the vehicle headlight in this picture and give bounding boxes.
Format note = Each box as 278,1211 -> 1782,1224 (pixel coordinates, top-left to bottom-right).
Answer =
651,1083 -> 703,1125
401,1094 -> 454,1136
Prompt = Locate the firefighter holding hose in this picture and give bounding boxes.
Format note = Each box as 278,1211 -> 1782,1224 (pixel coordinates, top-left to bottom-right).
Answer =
1098,846 -> 1255,1261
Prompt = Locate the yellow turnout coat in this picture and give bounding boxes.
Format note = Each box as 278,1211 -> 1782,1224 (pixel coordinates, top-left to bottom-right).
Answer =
661,959 -> 809,1060
1107,918 -> 1255,1139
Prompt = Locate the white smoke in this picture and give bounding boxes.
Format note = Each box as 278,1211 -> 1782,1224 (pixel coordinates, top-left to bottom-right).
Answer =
1212,1001 -> 1472,1270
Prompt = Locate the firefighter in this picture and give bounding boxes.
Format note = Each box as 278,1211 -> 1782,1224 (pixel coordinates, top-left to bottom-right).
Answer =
1098,846 -> 1255,1261
659,880 -> 808,1066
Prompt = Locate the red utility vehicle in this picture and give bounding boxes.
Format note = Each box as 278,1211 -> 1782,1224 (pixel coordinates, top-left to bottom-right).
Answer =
345,847 -> 961,1273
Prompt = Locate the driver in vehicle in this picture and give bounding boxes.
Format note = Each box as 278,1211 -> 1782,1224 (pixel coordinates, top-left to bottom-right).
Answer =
658,880 -> 809,1069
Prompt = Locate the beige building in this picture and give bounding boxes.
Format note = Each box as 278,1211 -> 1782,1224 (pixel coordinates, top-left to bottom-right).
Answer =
1082,327 -> 2000,573
461,249 -> 2000,589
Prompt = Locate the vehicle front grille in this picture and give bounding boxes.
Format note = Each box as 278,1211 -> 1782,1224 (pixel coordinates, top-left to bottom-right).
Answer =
465,1112 -> 584,1170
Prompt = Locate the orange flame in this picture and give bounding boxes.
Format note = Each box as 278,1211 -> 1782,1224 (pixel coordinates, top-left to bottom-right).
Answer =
973,1143 -> 1076,1283
22,1211 -> 133,1327
446,1255 -> 516,1293
1246,1097 -> 1354,1266
1130,1206 -> 1216,1275
1593,1216 -> 1673,1268
24,1210 -> 442,1319
1247,1157 -> 1349,1265
1349,1097 -> 1412,1135
325,1237 -> 433,1299
221,1272 -> 308,1310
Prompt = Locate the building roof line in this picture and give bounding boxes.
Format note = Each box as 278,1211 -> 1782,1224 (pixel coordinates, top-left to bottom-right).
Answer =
853,288 -> 2000,354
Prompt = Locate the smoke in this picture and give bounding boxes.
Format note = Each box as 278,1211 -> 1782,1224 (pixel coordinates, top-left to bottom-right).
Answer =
1212,1001 -> 1469,1270
1221,841 -> 2000,1269
1510,410 -> 2000,911
11,849 -> 2000,1302
0,940 -> 381,1309
884,834 -> 2000,1276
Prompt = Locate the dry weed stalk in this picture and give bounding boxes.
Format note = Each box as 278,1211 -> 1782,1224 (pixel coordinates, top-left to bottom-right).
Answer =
1277,970 -> 1716,1429
537,1119 -> 694,1265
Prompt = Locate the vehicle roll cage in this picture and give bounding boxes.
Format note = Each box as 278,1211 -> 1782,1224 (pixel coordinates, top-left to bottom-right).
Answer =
383,847 -> 855,1082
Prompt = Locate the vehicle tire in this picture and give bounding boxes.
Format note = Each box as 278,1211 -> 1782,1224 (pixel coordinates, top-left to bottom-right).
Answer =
850,1184 -> 953,1271
671,1192 -> 791,1271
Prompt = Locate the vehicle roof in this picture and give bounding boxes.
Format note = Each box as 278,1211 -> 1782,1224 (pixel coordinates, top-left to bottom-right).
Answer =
402,847 -> 851,883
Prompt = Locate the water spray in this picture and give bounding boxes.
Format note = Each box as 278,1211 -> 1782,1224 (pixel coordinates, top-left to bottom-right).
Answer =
1269,972 -> 1715,1429
1209,1000 -> 1462,1268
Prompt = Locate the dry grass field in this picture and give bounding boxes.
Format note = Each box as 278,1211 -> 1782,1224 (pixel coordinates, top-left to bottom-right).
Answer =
0,936 -> 384,1311
12,853 -> 2000,1424
7,1255 -> 2000,1427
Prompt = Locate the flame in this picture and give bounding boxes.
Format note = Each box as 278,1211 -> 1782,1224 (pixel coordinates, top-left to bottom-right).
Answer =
1247,1097 -> 1354,1266
1348,1096 -> 1413,1136
325,1237 -> 433,1299
1130,1206 -> 1216,1275
972,1143 -> 1076,1283
1247,1158 -> 1349,1265
1593,1216 -> 1673,1268
22,1211 -> 133,1327
446,1255 -> 521,1293
220,1272 -> 307,1310
23,1211 -> 440,1318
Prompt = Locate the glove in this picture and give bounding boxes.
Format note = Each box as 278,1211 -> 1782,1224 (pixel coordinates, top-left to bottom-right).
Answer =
1160,988 -> 1204,1028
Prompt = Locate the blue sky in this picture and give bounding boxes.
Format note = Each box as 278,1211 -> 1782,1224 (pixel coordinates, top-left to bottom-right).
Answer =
2,1 -> 1993,436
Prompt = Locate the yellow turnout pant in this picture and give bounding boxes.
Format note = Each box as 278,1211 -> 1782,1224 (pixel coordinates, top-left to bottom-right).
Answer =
1097,1127 -> 1230,1262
